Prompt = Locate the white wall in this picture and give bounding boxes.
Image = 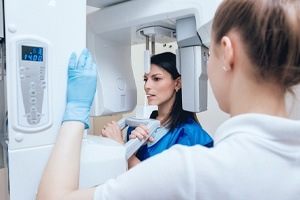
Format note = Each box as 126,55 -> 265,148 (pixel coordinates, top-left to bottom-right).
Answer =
286,84 -> 300,120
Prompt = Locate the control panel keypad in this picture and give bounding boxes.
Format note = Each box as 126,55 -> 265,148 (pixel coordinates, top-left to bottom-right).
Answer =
17,43 -> 48,127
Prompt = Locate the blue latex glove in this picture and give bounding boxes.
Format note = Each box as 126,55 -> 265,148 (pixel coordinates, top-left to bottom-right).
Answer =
62,49 -> 97,129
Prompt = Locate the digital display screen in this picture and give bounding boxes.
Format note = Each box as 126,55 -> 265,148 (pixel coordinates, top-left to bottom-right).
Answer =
22,45 -> 43,62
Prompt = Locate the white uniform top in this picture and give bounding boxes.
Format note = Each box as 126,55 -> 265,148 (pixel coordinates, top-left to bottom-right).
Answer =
95,114 -> 300,200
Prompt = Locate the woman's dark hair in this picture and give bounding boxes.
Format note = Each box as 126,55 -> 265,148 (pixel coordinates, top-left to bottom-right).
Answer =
150,52 -> 199,131
212,0 -> 300,90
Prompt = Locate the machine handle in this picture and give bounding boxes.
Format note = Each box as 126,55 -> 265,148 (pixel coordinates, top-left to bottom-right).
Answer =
117,118 -> 160,159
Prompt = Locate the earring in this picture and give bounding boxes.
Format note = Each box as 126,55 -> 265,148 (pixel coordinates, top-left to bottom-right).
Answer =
222,66 -> 228,72
175,88 -> 178,92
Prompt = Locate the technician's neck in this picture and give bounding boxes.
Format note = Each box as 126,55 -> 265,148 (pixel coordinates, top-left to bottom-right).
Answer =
229,81 -> 287,118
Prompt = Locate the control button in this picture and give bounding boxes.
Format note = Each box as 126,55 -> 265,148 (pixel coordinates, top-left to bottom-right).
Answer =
31,119 -> 37,125
20,74 -> 25,80
36,113 -> 41,119
31,107 -> 37,112
41,80 -> 47,89
20,66 -> 25,72
30,97 -> 36,104
30,82 -> 36,87
30,90 -> 36,96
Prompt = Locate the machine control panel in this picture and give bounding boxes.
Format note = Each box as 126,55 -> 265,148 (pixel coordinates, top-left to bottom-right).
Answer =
16,40 -> 50,129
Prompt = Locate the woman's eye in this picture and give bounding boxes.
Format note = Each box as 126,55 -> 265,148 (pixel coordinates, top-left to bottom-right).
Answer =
154,77 -> 161,81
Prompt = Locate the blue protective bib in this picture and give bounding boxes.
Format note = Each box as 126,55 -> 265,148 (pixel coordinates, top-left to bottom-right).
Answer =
126,116 -> 213,162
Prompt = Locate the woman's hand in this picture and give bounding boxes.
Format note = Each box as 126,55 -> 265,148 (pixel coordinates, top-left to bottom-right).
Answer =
101,121 -> 124,144
129,124 -> 155,143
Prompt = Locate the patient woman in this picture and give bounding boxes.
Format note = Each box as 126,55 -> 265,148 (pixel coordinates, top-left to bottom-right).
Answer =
101,52 -> 213,168
37,0 -> 300,199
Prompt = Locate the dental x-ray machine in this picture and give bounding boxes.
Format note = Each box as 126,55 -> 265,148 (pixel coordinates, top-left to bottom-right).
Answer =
0,0 -> 221,199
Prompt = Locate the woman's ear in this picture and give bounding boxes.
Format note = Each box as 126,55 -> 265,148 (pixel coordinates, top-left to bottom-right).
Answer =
220,36 -> 234,71
175,77 -> 182,91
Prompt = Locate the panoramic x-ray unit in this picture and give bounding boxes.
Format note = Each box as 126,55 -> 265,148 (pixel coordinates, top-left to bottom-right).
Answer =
0,0 -> 221,199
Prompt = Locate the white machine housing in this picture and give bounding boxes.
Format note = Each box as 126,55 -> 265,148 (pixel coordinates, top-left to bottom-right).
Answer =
2,1 -> 127,200
88,0 -> 220,115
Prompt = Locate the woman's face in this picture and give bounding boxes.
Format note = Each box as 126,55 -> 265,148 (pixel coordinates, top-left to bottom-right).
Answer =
207,40 -> 230,113
144,64 -> 179,108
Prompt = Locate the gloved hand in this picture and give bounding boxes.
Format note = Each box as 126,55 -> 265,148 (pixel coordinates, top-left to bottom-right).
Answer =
62,49 -> 97,129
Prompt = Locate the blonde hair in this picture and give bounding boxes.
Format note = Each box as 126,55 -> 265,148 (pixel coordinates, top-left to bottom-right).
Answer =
212,0 -> 300,89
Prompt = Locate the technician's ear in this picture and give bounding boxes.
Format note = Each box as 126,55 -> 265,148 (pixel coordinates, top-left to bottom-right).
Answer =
220,36 -> 234,71
175,77 -> 182,92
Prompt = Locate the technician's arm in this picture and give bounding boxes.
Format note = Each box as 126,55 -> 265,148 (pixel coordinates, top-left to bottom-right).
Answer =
37,121 -> 95,200
37,49 -> 97,200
